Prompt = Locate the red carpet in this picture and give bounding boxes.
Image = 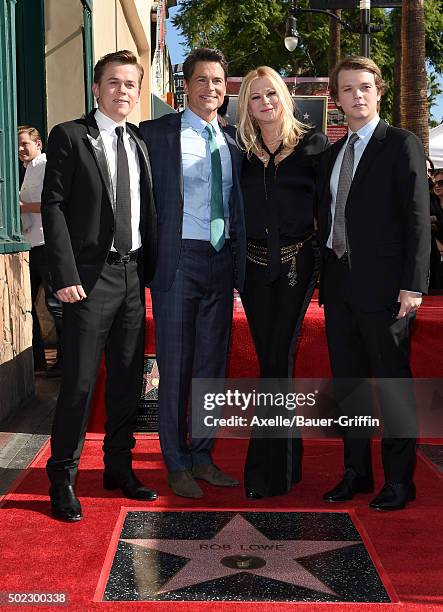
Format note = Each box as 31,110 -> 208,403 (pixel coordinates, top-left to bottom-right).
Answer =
1,436 -> 442,611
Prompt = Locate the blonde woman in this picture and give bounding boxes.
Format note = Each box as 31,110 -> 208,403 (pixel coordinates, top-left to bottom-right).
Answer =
237,66 -> 328,499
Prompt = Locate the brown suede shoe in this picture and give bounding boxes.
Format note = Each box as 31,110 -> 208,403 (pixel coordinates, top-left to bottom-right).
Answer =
192,464 -> 239,487
167,470 -> 203,498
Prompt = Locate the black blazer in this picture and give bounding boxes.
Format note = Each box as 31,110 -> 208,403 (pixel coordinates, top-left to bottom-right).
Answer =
139,112 -> 246,292
41,111 -> 157,293
317,119 -> 430,311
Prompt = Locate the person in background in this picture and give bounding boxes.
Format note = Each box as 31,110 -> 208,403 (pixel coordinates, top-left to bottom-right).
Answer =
430,167 -> 443,291
236,66 -> 328,499
18,125 -> 63,376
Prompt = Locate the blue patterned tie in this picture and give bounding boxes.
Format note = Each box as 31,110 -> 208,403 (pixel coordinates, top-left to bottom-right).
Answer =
205,124 -> 225,252
332,133 -> 359,258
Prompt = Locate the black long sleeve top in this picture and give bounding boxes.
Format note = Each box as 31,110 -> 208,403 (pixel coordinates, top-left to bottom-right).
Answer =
241,129 -> 328,279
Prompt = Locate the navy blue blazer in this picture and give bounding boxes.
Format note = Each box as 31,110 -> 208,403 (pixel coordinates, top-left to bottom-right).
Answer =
139,112 -> 246,292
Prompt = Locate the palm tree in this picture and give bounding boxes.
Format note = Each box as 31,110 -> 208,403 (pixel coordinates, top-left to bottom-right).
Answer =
392,10 -> 402,127
328,10 -> 341,77
401,0 -> 428,153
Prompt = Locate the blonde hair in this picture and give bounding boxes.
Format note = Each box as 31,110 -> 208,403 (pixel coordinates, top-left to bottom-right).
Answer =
18,125 -> 42,143
236,66 -> 309,157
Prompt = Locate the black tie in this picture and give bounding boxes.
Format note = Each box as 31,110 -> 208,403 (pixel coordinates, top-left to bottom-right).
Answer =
114,126 -> 132,255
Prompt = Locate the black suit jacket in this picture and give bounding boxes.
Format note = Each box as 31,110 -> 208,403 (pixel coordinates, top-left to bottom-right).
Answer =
139,112 -> 246,292
317,119 -> 430,311
41,111 -> 157,293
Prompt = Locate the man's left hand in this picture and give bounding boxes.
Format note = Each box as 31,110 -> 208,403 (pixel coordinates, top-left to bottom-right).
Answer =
397,290 -> 422,319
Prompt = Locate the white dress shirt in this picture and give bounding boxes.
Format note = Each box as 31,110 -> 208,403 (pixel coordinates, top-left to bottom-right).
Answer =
95,109 -> 141,252
20,152 -> 47,248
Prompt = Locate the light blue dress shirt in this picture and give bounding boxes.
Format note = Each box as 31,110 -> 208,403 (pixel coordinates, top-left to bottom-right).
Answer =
181,108 -> 232,240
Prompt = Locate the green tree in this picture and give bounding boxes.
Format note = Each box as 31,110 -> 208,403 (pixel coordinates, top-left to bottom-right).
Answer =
172,0 -> 443,125
401,0 -> 428,150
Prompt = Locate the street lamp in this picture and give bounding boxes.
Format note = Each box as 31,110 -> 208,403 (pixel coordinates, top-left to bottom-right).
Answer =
284,0 -> 382,58
284,8 -> 299,51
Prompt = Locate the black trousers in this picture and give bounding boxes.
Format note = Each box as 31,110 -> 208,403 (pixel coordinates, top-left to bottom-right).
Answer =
241,238 -> 318,496
151,240 -> 234,473
29,245 -> 63,368
46,259 -> 145,486
323,254 -> 416,484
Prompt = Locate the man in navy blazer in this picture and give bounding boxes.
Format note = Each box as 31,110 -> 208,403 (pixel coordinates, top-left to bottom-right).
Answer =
317,56 -> 430,511
139,48 -> 245,498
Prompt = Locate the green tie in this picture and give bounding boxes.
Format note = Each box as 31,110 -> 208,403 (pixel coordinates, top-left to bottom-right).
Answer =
205,124 -> 225,251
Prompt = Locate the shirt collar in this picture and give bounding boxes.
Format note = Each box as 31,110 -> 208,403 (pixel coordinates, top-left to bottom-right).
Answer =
95,108 -> 126,135
24,152 -> 46,169
348,113 -> 380,143
183,108 -> 222,136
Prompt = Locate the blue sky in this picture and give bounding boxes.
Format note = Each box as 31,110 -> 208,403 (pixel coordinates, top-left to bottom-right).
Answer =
166,4 -> 188,65
166,4 -> 442,122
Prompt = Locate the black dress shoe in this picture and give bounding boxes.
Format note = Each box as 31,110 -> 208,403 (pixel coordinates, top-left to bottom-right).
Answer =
369,482 -> 416,511
103,470 -> 158,501
245,489 -> 264,500
49,484 -> 82,522
323,470 -> 374,502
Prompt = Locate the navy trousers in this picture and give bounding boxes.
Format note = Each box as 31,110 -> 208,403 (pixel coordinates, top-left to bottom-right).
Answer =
151,240 -> 234,472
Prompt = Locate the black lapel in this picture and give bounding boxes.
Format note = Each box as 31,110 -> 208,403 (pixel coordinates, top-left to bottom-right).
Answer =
165,111 -> 184,200
127,124 -> 153,187
347,119 -> 387,199
83,111 -> 114,209
328,134 -> 347,178
222,125 -> 242,180
322,135 -> 346,216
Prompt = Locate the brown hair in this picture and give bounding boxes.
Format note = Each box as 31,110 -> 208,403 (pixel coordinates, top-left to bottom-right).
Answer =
93,50 -> 144,87
18,125 -> 42,143
329,55 -> 386,105
183,48 -> 228,82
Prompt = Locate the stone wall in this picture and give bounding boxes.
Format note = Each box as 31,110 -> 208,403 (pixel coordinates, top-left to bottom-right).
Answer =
0,252 -> 34,423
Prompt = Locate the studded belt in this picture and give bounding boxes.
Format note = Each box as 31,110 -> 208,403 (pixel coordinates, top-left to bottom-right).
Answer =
246,234 -> 314,286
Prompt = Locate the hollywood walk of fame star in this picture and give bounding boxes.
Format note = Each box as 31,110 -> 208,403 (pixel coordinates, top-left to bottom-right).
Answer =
143,358 -> 160,396
122,514 -> 361,596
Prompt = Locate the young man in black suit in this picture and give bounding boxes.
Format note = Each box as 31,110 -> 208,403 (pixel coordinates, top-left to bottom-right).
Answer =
317,56 -> 430,511
41,50 -> 158,521
139,48 -> 246,498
